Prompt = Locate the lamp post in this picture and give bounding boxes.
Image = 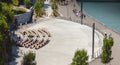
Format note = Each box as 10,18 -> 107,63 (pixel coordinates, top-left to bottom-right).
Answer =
92,23 -> 95,58
67,0 -> 69,18
81,0 -> 83,24
73,0 -> 75,8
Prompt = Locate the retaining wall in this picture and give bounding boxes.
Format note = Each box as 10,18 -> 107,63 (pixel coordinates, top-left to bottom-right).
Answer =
14,11 -> 33,25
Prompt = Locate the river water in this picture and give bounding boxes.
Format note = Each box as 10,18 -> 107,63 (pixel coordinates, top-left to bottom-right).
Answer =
78,2 -> 120,32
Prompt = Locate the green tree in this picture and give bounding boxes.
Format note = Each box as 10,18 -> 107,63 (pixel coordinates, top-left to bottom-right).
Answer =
34,0 -> 45,17
0,13 -> 7,65
0,2 -> 14,22
24,0 -> 31,9
21,51 -> 36,65
0,2 -> 13,65
0,33 -> 5,65
0,0 -> 12,4
0,13 -> 9,33
71,49 -> 88,65
50,0 -> 56,3
51,1 -> 60,17
50,0 -> 65,3
108,37 -> 114,47
51,3 -> 58,11
100,36 -> 114,65
12,0 -> 19,6
0,5 -> 13,57
0,33 -> 3,41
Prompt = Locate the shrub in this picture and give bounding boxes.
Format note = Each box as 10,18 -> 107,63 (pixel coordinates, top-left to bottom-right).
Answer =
24,0 -> 31,9
100,36 -> 114,65
52,10 -> 60,17
51,3 -> 58,10
51,2 -> 60,17
71,49 -> 88,65
1,2 -> 14,22
21,51 -> 36,65
34,0 -> 45,17
12,0 -> 19,6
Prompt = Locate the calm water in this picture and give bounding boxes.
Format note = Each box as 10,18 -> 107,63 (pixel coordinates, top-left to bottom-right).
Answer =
78,2 -> 120,32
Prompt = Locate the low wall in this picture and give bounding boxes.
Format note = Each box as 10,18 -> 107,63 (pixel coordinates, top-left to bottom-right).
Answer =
14,11 -> 33,25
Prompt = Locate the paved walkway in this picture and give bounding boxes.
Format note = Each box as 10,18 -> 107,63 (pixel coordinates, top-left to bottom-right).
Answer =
58,0 -> 120,65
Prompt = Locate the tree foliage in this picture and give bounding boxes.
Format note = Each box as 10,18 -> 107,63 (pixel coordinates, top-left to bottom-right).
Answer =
52,3 -> 58,10
24,0 -> 31,9
50,0 -> 57,3
0,13 -> 7,65
0,0 -> 12,4
71,49 -> 88,65
0,33 -> 3,42
12,0 -> 19,6
0,14 -> 9,32
22,51 -> 36,65
0,15 -> 6,65
0,1 -> 13,65
0,2 -> 14,22
34,0 -> 45,17
108,37 -> 114,47
51,0 -> 60,17
50,0 -> 65,3
100,36 -> 114,64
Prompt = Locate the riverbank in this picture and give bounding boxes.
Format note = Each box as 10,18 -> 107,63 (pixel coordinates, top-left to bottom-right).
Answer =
58,0 -> 120,65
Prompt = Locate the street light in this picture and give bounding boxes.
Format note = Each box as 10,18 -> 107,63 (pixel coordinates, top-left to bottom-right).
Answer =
81,0 -> 83,24
92,23 -> 95,58
67,0 -> 69,18
73,0 -> 75,8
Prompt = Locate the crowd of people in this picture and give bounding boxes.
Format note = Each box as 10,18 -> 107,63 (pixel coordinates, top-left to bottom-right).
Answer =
72,9 -> 86,19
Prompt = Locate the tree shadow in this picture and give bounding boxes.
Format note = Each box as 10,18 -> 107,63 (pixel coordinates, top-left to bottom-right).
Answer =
9,45 -> 21,65
12,45 -> 21,58
9,61 -> 18,65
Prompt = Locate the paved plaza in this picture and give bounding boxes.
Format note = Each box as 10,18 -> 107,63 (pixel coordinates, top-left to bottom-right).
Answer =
11,0 -> 120,65
12,18 -> 103,65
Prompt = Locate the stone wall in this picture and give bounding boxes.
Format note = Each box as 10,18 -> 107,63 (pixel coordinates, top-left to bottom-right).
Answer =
14,11 -> 33,25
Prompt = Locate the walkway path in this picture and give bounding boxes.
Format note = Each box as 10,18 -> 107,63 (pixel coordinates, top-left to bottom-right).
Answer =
58,0 -> 120,65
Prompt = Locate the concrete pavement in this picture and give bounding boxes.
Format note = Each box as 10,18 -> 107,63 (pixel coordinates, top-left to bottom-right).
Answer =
58,0 -> 120,65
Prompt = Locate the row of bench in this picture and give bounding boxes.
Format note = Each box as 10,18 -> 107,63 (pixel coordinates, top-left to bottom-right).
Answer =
17,28 -> 51,49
